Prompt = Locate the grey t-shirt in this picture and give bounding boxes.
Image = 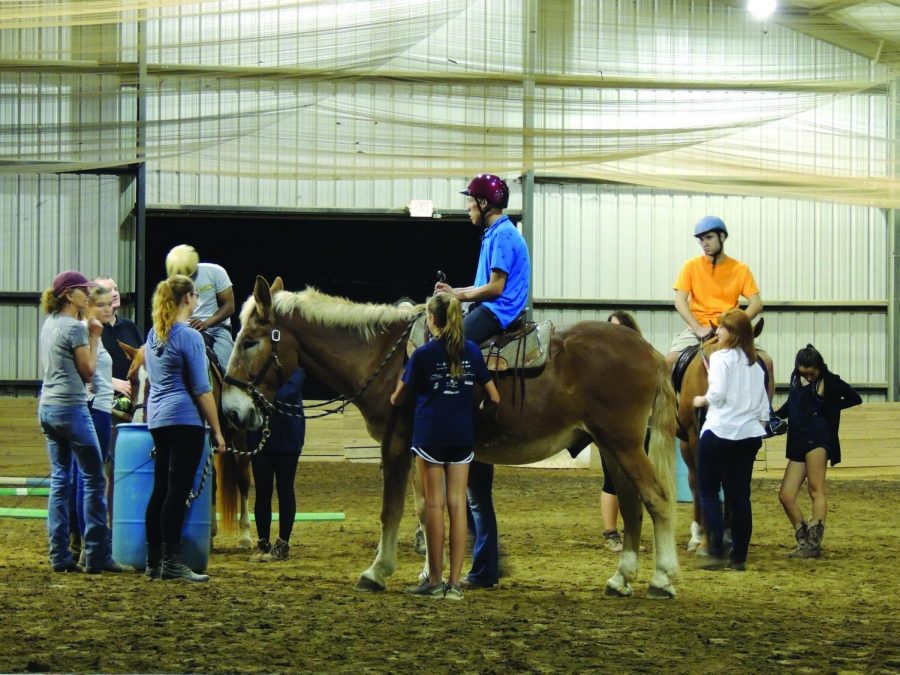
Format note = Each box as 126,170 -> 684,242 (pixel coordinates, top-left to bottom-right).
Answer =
192,262 -> 232,329
40,314 -> 89,407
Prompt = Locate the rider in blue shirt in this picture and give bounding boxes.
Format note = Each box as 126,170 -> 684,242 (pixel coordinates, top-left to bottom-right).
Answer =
433,174 -> 531,589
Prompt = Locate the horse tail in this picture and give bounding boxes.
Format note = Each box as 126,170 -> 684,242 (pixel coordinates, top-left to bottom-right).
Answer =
648,356 -> 678,515
215,451 -> 239,534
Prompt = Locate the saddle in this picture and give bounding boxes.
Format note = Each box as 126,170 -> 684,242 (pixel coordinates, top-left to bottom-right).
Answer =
671,343 -> 700,394
406,312 -> 553,373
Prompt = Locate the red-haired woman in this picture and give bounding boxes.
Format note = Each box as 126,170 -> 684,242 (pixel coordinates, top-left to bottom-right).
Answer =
692,308 -> 769,570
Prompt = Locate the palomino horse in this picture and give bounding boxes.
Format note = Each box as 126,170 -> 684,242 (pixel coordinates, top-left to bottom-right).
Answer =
224,276 -> 680,598
119,341 -> 254,548
675,318 -> 764,552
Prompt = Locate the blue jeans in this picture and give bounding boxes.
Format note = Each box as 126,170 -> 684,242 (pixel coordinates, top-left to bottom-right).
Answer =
463,305 -> 502,346
466,461 -> 499,586
72,406 -> 112,535
697,431 -> 761,563
40,404 -> 111,570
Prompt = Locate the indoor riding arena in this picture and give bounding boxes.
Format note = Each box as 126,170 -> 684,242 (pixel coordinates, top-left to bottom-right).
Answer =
1,1 -> 899,674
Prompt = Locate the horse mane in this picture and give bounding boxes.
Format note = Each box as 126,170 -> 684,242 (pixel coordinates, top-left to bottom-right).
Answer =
240,287 -> 424,341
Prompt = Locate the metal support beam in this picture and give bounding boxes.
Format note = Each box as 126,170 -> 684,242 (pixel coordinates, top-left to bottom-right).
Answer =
889,72 -> 898,401
134,15 -> 148,335
521,0 -> 537,320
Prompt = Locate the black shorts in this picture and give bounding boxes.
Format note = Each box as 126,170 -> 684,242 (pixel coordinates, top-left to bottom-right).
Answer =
785,442 -> 833,464
411,446 -> 474,465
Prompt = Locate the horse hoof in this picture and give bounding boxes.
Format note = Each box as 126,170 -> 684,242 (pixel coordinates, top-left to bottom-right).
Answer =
648,584 -> 676,599
604,580 -> 633,597
355,575 -> 386,592
237,539 -> 252,551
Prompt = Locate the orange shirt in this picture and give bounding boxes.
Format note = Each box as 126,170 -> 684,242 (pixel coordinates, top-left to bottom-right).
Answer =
673,255 -> 759,327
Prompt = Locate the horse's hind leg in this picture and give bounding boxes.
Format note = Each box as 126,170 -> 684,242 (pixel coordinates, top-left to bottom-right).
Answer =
602,450 -> 641,598
357,440 -> 412,592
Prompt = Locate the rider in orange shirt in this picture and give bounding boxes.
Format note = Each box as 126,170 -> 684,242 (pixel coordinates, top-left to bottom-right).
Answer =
666,216 -> 784,437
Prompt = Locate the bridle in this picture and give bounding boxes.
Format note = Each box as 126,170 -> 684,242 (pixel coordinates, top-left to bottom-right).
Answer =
223,312 -> 423,421
223,324 -> 286,416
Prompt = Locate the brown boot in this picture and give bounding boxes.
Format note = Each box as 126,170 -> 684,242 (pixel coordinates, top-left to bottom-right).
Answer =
785,522 -> 809,558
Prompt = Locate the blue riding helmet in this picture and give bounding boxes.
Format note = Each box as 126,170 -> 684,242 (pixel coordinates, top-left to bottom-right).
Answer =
694,215 -> 728,238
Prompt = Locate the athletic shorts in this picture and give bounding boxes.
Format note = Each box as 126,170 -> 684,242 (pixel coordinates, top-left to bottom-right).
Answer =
411,446 -> 474,465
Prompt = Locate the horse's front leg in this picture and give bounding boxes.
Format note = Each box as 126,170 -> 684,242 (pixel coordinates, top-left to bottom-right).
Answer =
237,455 -> 253,549
356,439 -> 412,592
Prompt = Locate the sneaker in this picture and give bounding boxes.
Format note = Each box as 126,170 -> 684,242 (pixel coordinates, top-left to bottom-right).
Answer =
249,539 -> 272,563
404,580 -> 445,597
53,561 -> 83,573
145,564 -> 161,580
603,529 -> 624,553
270,538 -> 290,561
443,583 -> 464,600
764,416 -> 788,438
730,560 -> 746,571
161,558 -> 209,582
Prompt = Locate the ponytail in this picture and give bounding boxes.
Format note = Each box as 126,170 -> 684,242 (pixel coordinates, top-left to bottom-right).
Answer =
40,288 -> 66,314
151,274 -> 194,343
427,293 -> 465,379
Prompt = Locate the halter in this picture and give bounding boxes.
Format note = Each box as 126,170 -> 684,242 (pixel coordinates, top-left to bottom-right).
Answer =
223,326 -> 285,415
224,312 -> 422,420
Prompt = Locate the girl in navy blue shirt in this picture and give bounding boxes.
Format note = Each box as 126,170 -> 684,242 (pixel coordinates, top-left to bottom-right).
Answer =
391,293 -> 499,599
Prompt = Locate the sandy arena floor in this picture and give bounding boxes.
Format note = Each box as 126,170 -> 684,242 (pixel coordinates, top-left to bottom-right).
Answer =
0,460 -> 897,673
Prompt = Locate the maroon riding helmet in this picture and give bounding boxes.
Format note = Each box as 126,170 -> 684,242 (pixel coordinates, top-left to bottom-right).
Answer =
461,174 -> 509,209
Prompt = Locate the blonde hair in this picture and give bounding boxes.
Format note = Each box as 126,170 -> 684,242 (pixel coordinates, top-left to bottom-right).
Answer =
152,274 -> 194,343
40,288 -> 66,314
166,244 -> 199,277
89,285 -> 112,305
427,293 -> 465,378
717,308 -> 757,365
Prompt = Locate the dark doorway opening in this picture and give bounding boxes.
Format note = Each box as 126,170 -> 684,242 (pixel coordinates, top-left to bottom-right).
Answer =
146,208 -> 488,399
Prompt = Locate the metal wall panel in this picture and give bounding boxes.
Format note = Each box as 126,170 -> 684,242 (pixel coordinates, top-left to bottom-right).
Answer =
534,184 -> 887,302
0,174 -> 133,381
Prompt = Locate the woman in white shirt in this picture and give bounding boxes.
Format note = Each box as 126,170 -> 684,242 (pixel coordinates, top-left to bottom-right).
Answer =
693,308 -> 768,570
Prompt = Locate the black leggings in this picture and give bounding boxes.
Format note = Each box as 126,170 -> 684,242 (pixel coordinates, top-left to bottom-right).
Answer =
146,425 -> 205,555
251,452 -> 300,542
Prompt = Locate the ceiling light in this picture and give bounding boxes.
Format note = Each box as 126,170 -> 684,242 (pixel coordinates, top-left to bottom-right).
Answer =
747,0 -> 777,20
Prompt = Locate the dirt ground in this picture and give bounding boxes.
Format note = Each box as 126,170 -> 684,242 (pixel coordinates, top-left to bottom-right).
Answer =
1,460 -> 897,674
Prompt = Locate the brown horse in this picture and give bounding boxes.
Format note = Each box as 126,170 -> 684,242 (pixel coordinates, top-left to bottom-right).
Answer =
675,318 -> 764,552
119,341 -> 254,548
223,276 -> 679,597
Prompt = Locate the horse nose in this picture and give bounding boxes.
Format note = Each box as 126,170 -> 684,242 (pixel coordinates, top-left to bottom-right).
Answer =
225,408 -> 244,429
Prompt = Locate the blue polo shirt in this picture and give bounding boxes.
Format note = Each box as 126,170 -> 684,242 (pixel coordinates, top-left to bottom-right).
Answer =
402,339 -> 492,448
475,215 -> 530,328
145,322 -> 212,429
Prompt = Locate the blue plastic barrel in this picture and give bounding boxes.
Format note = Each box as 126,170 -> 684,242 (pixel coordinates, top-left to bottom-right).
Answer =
112,423 -> 212,572
675,439 -> 693,503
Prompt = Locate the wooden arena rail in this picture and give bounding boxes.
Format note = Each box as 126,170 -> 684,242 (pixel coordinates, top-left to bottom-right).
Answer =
2,398 -> 898,469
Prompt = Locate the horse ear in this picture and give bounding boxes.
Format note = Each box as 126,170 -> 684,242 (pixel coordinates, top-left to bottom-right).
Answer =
253,275 -> 273,319
753,316 -> 764,338
270,276 -> 284,294
118,341 -> 138,360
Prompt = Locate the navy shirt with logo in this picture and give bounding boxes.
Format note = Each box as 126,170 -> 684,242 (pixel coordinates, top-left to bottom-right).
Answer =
401,338 -> 492,448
